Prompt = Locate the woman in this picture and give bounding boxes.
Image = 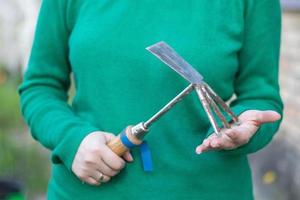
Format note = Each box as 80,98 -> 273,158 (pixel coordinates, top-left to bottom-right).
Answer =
19,0 -> 283,199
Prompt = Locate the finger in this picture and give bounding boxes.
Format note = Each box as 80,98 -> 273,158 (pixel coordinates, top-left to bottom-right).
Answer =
211,137 -> 237,150
96,159 -> 119,177
104,133 -> 117,143
100,174 -> 111,183
123,151 -> 134,162
195,136 -> 214,154
209,133 -> 235,150
90,171 -> 111,183
224,124 -> 258,147
85,177 -> 101,186
100,146 -> 126,171
84,157 -> 118,177
104,133 -> 133,162
223,128 -> 247,145
89,171 -> 103,184
254,110 -> 281,125
195,144 -> 206,154
195,144 -> 205,154
210,139 -> 222,149
201,128 -> 244,150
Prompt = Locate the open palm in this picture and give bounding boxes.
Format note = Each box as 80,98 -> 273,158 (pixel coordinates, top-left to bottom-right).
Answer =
196,110 -> 281,154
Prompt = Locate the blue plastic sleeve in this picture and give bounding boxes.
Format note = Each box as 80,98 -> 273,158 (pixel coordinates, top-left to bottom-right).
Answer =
140,141 -> 153,172
120,129 -> 138,149
119,128 -> 153,171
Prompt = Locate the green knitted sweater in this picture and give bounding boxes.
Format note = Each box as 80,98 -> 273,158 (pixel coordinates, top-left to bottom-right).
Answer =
19,0 -> 283,199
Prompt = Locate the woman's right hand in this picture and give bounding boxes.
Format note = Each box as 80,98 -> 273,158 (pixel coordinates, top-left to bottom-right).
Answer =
72,131 -> 133,186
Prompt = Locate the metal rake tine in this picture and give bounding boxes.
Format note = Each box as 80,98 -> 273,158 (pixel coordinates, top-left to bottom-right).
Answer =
201,85 -> 231,129
203,83 -> 239,124
195,84 -> 221,137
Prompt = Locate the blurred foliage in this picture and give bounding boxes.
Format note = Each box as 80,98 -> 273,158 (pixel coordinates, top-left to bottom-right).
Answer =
0,67 -> 50,199
0,69 -> 21,130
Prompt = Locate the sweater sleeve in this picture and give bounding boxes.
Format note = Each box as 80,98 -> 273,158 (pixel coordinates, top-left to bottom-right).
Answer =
206,0 -> 284,155
18,0 -> 99,170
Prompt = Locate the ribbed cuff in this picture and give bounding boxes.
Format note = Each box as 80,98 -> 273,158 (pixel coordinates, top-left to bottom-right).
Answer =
51,125 -> 99,171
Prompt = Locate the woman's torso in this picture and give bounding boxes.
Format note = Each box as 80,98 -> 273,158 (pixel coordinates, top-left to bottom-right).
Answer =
48,1 -> 253,199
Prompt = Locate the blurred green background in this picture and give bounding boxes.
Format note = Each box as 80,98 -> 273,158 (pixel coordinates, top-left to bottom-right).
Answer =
0,67 -> 50,199
0,1 -> 300,200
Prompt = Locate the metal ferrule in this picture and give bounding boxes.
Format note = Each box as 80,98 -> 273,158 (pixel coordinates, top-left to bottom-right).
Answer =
131,122 -> 149,139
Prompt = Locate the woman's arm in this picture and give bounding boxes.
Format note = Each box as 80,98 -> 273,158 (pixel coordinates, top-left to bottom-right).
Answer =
196,0 -> 283,155
19,0 -> 100,170
19,0 -> 134,185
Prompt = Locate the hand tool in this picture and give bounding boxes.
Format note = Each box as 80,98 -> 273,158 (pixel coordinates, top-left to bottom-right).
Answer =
107,83 -> 194,156
107,41 -> 239,158
146,41 -> 240,136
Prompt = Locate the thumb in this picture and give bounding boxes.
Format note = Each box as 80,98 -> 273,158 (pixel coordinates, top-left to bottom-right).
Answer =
254,110 -> 281,125
103,132 -> 117,143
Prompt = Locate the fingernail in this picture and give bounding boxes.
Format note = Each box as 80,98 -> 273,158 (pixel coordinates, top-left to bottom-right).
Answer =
196,147 -> 202,154
125,153 -> 133,162
129,154 -> 134,162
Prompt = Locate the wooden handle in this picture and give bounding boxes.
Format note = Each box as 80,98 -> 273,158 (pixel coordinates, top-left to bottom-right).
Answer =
107,126 -> 143,156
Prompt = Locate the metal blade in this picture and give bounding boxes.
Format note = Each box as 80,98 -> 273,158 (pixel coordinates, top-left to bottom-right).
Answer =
146,41 -> 203,84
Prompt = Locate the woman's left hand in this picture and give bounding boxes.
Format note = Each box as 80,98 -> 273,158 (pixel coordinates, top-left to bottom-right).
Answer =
195,110 -> 281,154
